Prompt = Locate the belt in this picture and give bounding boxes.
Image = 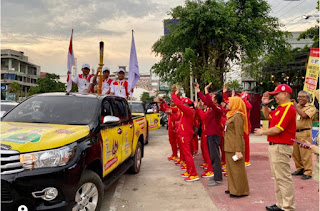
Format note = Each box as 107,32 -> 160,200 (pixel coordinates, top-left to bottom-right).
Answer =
269,142 -> 290,146
296,128 -> 311,132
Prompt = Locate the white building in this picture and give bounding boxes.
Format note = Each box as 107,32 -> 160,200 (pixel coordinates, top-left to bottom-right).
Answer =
1,49 -> 40,97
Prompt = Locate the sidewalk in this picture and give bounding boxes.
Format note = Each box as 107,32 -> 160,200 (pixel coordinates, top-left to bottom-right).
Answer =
195,135 -> 319,211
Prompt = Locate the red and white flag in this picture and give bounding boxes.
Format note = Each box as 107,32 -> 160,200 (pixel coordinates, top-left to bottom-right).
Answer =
67,29 -> 75,92
128,30 -> 140,96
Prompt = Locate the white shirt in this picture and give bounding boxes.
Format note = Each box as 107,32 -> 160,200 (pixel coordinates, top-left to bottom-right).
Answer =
91,77 -> 113,95
73,74 -> 93,94
110,80 -> 128,99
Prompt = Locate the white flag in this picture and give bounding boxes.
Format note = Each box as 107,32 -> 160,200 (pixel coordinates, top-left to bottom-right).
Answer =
128,30 -> 140,95
67,29 -> 75,92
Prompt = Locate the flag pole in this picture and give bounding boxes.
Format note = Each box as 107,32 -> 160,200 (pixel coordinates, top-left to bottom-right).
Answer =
66,29 -> 75,95
130,30 -> 134,112
98,41 -> 104,95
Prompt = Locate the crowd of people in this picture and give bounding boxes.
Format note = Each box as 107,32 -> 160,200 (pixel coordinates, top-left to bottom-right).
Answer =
67,63 -> 133,99
156,83 -> 319,211
68,63 -> 319,211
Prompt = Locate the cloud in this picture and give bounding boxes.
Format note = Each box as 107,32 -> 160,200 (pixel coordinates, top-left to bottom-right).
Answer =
1,0 -> 316,81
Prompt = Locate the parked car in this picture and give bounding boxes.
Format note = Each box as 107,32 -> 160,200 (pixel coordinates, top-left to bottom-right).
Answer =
1,93 -> 147,211
1,101 -> 18,117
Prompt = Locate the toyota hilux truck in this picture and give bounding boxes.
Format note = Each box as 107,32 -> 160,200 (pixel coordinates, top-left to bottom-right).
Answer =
131,101 -> 160,144
1,93 -> 147,211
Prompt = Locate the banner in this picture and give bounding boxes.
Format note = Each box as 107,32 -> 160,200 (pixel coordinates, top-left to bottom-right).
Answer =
303,48 -> 319,104
128,30 -> 140,95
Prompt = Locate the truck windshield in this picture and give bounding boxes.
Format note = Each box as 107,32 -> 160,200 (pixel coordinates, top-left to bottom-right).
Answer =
2,96 -> 98,125
132,103 -> 145,113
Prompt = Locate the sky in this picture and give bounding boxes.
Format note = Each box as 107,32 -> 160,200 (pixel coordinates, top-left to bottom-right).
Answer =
1,0 -> 318,79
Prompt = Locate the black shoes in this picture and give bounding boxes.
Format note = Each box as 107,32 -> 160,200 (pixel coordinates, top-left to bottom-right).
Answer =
302,175 -> 312,180
266,204 -> 284,211
224,190 -> 247,198
291,169 -> 304,176
229,194 -> 248,198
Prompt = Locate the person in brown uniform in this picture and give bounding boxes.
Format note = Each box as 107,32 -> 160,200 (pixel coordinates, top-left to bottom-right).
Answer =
224,96 -> 249,198
292,90 -> 317,180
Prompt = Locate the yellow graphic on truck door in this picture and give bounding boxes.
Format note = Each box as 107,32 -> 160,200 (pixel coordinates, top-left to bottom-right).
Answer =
101,127 -> 122,177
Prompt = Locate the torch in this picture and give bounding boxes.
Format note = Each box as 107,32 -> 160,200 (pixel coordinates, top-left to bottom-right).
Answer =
98,41 -> 104,95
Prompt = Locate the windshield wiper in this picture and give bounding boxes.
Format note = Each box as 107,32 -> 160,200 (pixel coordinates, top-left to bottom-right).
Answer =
29,121 -> 50,124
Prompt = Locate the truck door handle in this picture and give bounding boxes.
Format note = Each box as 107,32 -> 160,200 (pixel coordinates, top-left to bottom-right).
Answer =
130,124 -> 133,128
117,128 -> 122,134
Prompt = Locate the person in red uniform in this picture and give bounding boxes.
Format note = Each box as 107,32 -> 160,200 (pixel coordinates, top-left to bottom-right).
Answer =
192,115 -> 200,155
194,82 -> 223,186
254,84 -> 296,211
172,85 -> 199,182
240,91 -> 252,166
195,101 -> 214,178
159,98 -> 179,161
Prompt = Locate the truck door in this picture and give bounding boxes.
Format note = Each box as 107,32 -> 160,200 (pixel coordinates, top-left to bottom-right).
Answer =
146,102 -> 160,130
100,99 -> 121,177
114,99 -> 133,162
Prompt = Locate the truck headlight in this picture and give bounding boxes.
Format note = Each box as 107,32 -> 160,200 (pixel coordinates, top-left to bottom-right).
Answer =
20,145 -> 76,170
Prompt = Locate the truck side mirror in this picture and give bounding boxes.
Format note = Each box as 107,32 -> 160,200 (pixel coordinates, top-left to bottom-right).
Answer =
146,109 -> 154,114
103,116 -> 120,124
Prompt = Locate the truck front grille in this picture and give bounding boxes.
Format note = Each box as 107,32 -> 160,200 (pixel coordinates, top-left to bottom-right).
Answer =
0,150 -> 24,175
1,181 -> 12,202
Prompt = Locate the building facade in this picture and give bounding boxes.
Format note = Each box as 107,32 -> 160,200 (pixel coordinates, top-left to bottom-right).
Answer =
1,49 -> 40,97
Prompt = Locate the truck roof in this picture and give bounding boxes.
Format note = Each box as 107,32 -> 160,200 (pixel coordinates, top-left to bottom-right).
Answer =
34,92 -> 126,101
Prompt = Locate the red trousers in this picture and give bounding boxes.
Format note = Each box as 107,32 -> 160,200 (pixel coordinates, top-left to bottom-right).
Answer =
168,129 -> 178,157
192,135 -> 199,154
177,135 -> 185,162
201,134 -> 213,172
180,135 -> 197,176
220,136 -> 226,164
244,132 -> 250,163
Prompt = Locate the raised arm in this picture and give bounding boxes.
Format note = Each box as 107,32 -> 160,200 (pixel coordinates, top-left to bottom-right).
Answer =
171,92 -> 193,116
261,92 -> 273,120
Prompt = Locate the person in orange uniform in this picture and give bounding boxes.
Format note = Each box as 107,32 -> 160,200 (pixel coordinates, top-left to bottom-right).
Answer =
255,84 -> 296,211
159,98 -> 179,161
220,102 -> 228,175
241,92 -> 252,167
195,101 -> 214,178
172,85 -> 199,182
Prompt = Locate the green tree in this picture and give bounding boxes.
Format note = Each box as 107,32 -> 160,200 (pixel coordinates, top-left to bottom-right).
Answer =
226,80 -> 241,90
140,92 -> 154,103
9,82 -> 22,99
152,0 -> 290,97
28,73 -> 66,96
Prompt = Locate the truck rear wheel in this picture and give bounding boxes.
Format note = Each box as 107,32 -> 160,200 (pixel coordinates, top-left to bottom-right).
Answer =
72,170 -> 104,211
128,141 -> 142,174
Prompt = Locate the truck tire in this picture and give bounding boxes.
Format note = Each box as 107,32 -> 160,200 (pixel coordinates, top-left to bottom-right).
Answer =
72,170 -> 104,211
128,141 -> 142,174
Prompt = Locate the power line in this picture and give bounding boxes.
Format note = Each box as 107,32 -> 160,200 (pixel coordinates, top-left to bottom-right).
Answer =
273,1 -> 296,15
271,0 -> 285,11
276,0 -> 308,18
280,8 -> 317,24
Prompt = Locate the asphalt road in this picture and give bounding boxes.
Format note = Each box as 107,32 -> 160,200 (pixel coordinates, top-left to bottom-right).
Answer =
101,127 -> 217,211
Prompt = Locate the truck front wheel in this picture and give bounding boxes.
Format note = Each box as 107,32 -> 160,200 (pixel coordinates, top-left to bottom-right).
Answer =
72,170 -> 104,211
128,141 -> 142,174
